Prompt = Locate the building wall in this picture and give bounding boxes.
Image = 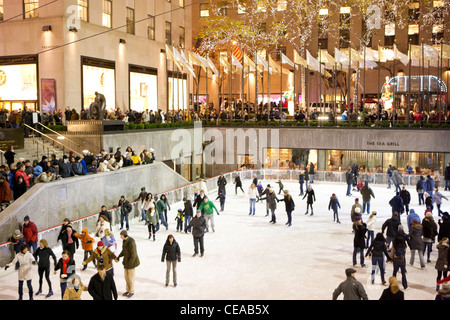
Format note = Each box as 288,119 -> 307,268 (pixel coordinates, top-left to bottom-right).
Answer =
0,0 -> 193,113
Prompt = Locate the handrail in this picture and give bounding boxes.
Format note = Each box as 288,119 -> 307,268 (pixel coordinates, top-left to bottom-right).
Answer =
37,122 -> 86,151
23,123 -> 83,157
32,137 -> 59,154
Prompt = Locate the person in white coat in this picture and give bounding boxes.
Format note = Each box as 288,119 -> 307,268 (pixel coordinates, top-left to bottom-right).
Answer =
94,215 -> 111,239
248,183 -> 258,216
5,244 -> 36,300
365,211 -> 377,248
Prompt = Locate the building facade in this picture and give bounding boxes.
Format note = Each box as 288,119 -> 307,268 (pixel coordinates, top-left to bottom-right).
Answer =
191,1 -> 450,115
0,0 -> 193,114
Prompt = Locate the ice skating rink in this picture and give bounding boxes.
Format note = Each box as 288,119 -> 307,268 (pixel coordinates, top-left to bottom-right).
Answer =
0,180 -> 447,301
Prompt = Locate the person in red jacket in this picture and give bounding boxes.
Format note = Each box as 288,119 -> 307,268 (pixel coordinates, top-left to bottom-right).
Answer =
22,215 -> 38,254
15,163 -> 31,188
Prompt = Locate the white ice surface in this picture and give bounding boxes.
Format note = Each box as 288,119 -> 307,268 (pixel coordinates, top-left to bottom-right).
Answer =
0,180 -> 447,301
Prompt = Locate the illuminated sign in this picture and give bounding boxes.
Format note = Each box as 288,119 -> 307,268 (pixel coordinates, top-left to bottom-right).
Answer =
0,64 -> 38,101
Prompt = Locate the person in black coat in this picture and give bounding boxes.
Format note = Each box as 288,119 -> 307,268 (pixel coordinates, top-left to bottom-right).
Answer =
438,212 -> 450,241
445,163 -> 450,191
182,197 -> 194,233
278,190 -> 295,227
365,233 -> 392,285
34,239 -> 57,298
54,250 -> 76,299
389,192 -> 404,218
379,277 -> 405,300
399,185 -> 411,215
302,184 -> 316,216
352,217 -> 367,267
13,175 -> 27,200
186,210 -> 206,257
416,175 -> 425,205
88,264 -> 118,300
59,225 -> 79,259
217,174 -> 227,195
161,234 -> 181,287
382,212 -> 401,247
234,173 -> 244,195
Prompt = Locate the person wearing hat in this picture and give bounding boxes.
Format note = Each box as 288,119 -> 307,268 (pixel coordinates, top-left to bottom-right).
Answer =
116,230 -> 140,298
435,238 -> 449,292
328,193 -> 341,223
9,229 -> 26,270
82,241 -> 117,276
332,268 -> 368,300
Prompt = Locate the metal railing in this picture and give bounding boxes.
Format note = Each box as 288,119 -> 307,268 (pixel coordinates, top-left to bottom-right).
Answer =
23,123 -> 83,157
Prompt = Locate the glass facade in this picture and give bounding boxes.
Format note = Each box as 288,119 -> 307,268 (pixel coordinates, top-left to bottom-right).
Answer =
264,148 -> 444,175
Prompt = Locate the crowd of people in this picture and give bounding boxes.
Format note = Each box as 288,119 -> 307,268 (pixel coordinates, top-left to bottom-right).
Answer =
0,144 -> 156,209
3,155 -> 450,300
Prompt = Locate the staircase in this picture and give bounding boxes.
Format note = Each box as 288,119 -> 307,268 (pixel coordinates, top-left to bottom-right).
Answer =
13,136 -> 65,163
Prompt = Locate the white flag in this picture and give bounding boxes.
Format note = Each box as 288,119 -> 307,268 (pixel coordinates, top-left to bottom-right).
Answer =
281,53 -> 295,68
394,45 -> 409,65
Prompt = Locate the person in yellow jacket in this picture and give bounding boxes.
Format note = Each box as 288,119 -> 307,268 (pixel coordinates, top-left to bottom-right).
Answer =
63,275 -> 88,300
74,229 -> 95,271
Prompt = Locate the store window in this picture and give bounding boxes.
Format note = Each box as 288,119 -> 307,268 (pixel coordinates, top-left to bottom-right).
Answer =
168,71 -> 187,111
0,62 -> 38,111
397,152 -> 443,175
129,65 -> 158,112
81,57 -> 115,112
24,0 -> 39,19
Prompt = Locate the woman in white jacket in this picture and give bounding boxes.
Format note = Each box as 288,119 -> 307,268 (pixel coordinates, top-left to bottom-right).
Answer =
366,211 -> 377,248
94,215 -> 111,239
5,244 -> 35,300
248,183 -> 258,216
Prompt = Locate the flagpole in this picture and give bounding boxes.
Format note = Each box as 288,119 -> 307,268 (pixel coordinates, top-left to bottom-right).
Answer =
348,47 -> 352,114
267,51 -> 271,123
242,48 -> 245,120
408,43 -> 412,126
334,61 -> 337,126
422,42 -> 425,121
319,46 -> 322,115
363,45 -> 366,122
280,50 -> 283,114
439,42 -> 443,125
393,43 -> 396,127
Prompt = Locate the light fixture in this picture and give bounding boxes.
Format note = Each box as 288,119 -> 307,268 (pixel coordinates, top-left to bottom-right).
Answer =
42,25 -> 52,32
119,38 -> 126,44
69,26 -> 78,32
160,49 -> 166,53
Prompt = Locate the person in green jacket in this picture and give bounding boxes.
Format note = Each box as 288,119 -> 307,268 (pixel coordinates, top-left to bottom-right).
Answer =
198,196 -> 219,232
156,195 -> 169,230
116,230 -> 140,298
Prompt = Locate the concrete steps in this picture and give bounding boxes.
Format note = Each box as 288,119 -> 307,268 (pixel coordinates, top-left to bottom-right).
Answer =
13,137 -> 65,162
